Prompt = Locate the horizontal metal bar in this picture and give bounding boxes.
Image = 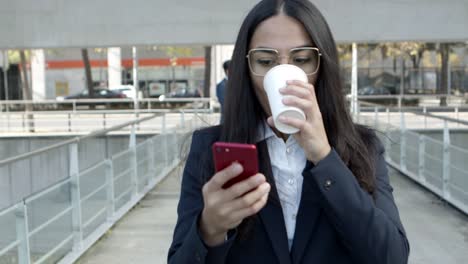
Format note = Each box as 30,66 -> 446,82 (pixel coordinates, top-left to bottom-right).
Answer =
29,206 -> 73,238
424,170 -> 443,181
404,145 -> 419,153
424,153 -> 443,164
0,108 -> 212,116
448,144 -> 468,155
34,234 -> 74,264
0,203 -> 19,217
354,94 -> 468,100
79,160 -> 107,179
82,207 -> 107,229
80,113 -> 161,140
0,113 -> 164,165
24,178 -> 71,204
114,168 -> 132,182
80,183 -> 108,205
448,183 -> 468,196
449,164 -> 468,175
114,188 -> 133,204
423,136 -> 444,145
136,140 -> 149,149
0,138 -> 79,166
137,158 -> 149,166
0,240 -> 20,257
111,149 -> 132,160
1,98 -> 211,104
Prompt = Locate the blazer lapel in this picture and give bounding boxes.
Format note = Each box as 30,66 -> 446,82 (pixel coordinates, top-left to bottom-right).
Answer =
290,166 -> 323,264
257,140 -> 292,264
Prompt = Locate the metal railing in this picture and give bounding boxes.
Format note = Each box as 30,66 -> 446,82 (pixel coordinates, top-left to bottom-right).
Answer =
0,108 -> 217,264
0,98 -> 212,113
357,108 -> 468,215
0,109 -> 210,134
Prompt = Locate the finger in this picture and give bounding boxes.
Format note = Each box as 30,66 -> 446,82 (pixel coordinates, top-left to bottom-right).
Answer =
207,162 -> 243,191
225,173 -> 266,200
267,116 -> 275,128
229,182 -> 270,211
230,192 -> 269,220
279,85 -> 311,99
278,115 -> 307,131
282,96 -> 314,115
287,80 -> 320,111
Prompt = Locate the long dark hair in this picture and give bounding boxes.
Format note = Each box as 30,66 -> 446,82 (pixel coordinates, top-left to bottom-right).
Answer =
218,0 -> 378,239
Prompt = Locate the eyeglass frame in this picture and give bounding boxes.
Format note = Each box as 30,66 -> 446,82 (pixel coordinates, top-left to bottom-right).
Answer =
245,47 -> 322,76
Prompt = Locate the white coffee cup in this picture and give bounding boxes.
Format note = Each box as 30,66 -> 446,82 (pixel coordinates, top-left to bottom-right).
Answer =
263,64 -> 308,134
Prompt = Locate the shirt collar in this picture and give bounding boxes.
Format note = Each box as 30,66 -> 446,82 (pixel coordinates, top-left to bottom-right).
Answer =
256,119 -> 277,143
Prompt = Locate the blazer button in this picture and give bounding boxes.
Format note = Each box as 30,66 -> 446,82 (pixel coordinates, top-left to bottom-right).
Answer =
195,252 -> 201,262
324,179 -> 333,190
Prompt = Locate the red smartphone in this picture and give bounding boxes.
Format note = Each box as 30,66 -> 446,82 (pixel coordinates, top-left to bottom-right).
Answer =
212,142 -> 259,189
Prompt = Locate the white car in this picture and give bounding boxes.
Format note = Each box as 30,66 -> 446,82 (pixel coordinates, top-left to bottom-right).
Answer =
109,85 -> 138,99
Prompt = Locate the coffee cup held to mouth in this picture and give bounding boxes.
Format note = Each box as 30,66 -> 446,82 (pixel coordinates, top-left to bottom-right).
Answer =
263,64 -> 308,134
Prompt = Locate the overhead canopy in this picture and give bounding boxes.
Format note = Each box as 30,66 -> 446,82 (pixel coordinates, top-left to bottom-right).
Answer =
1,0 -> 467,49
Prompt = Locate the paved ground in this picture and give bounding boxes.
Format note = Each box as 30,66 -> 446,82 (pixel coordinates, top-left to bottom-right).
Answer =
76,164 -> 468,264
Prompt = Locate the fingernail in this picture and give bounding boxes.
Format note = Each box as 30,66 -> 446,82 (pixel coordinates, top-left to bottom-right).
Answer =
279,88 -> 286,93
232,163 -> 243,172
255,174 -> 265,183
279,116 -> 287,122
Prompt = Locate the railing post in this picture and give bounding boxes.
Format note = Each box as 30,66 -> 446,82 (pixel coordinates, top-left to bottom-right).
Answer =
455,107 -> 459,127
400,111 -> 407,171
15,203 -> 31,264
68,113 -> 72,132
442,121 -> 451,200
105,160 -> 115,220
148,138 -> 156,179
161,113 -> 166,134
129,125 -> 138,196
386,107 -> 390,125
69,142 -> 83,252
374,106 -> 379,128
180,111 -> 185,131
194,107 -> 199,127
423,106 -> 427,129
418,135 -> 426,183
102,113 -> 106,129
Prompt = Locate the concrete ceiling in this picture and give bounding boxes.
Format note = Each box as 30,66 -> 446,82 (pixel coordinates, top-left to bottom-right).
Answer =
1,0 -> 467,49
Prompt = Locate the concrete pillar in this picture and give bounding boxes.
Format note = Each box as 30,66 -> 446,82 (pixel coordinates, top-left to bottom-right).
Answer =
351,43 -> 358,115
31,49 -> 46,100
107,47 -> 122,88
212,45 -> 234,101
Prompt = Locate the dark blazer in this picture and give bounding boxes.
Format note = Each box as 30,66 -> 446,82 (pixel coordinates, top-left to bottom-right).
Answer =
168,126 -> 410,264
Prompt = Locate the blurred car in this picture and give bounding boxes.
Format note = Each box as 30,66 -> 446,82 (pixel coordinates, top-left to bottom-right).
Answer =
166,87 -> 201,98
358,86 -> 391,96
109,85 -> 138,99
57,88 -> 127,100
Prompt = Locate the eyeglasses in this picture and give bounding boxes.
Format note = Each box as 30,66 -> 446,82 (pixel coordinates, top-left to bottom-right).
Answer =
246,47 -> 322,76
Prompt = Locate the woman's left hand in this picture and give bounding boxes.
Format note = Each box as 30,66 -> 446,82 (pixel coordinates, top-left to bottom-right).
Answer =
267,80 -> 331,164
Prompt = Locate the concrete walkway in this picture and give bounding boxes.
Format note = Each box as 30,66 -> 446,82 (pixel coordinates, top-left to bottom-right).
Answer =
76,166 -> 468,264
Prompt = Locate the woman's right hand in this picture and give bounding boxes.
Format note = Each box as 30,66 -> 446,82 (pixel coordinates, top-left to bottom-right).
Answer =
199,162 -> 271,246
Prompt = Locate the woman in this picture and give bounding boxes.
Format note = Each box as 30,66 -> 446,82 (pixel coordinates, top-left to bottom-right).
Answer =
168,0 -> 410,263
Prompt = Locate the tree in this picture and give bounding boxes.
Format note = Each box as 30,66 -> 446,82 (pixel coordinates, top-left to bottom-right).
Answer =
81,48 -> 94,109
203,46 -> 212,98
19,50 -> 35,132
81,49 -> 94,97
439,43 -> 450,106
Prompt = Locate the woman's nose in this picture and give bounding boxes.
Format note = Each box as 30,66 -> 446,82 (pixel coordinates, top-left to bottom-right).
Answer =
278,56 -> 289,65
